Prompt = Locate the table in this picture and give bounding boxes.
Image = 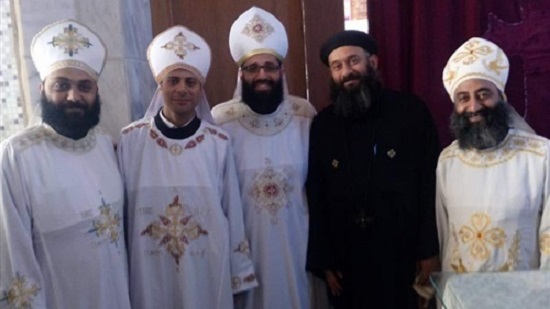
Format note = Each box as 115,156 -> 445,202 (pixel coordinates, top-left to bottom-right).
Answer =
430,270 -> 550,309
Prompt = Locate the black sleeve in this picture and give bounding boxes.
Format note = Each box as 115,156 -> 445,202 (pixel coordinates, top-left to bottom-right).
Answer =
305,114 -> 334,275
415,99 -> 441,260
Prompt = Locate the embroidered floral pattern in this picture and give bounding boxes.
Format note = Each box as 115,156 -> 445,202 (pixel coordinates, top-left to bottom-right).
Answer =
249,158 -> 294,224
161,31 -> 200,59
16,125 -> 97,153
459,212 -> 506,261
124,121 -> 227,156
499,231 -> 520,271
540,233 -> 550,255
234,240 -> 251,257
450,224 -> 468,273
232,273 -> 256,290
485,50 -> 508,75
243,273 -> 256,283
47,23 -> 91,56
0,273 -> 39,309
238,101 -> 294,136
149,126 -> 227,156
451,225 -> 520,273
439,133 -> 547,168
121,122 -> 150,134
451,38 -> 493,65
141,195 -> 208,265
241,14 -> 274,43
88,198 -> 121,246
232,277 -> 242,290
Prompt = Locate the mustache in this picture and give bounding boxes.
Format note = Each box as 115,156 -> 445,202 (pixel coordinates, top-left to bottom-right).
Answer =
57,100 -> 90,110
341,72 -> 362,84
252,79 -> 274,88
462,109 -> 488,119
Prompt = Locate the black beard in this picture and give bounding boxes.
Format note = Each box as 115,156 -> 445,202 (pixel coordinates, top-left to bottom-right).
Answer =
450,101 -> 510,150
330,64 -> 382,118
241,77 -> 284,114
40,92 -> 101,140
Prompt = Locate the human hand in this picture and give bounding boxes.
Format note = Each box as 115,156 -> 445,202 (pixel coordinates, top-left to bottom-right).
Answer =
417,255 -> 440,284
413,255 -> 440,308
325,270 -> 343,296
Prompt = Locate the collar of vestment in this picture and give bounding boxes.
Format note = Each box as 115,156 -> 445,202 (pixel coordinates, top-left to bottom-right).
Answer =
13,123 -> 98,153
439,129 -> 548,168
154,110 -> 201,140
212,95 -> 316,136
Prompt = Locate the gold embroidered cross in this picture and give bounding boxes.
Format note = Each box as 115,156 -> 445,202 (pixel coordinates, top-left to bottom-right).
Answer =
242,14 -> 274,43
161,32 -> 200,59
48,23 -> 92,56
141,195 -> 208,265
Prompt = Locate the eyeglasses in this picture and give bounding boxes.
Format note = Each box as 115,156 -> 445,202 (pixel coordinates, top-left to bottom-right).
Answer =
241,63 -> 280,74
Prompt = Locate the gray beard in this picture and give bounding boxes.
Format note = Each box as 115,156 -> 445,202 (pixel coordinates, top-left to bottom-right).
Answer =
450,101 -> 510,150
333,82 -> 372,118
329,64 -> 382,118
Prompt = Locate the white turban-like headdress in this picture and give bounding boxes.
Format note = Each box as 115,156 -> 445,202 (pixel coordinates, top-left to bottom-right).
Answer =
443,37 -> 508,100
31,19 -> 107,81
228,6 -> 290,101
442,37 -> 534,133
145,25 -> 213,123
229,6 -> 288,66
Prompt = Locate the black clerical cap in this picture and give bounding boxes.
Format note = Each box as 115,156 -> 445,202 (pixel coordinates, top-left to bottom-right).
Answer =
320,30 -> 378,66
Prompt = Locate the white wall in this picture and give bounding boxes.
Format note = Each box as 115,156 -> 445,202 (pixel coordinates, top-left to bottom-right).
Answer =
13,0 -> 156,141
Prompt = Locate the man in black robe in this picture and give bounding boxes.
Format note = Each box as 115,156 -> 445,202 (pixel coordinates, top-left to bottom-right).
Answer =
306,30 -> 441,308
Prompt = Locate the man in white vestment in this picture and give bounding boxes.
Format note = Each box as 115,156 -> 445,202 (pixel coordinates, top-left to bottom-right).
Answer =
117,25 -> 257,309
211,6 -> 318,309
437,37 -> 550,273
0,20 -> 130,308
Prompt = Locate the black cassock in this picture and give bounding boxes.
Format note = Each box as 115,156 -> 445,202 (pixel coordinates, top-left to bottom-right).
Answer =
306,89 -> 441,309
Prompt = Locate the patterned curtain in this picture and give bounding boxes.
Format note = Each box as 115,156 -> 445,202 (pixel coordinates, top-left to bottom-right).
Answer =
369,0 -> 550,145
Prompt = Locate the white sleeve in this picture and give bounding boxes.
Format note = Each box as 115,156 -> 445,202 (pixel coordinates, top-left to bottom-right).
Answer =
435,163 -> 449,267
220,141 -> 258,294
539,141 -> 550,269
0,142 -> 47,308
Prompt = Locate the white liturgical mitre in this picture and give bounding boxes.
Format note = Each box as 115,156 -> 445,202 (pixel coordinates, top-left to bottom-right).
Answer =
229,6 -> 288,66
147,25 -> 211,84
31,19 -> 106,81
442,37 -> 509,100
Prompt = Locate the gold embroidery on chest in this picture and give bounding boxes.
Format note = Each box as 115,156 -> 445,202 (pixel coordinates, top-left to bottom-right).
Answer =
249,158 -> 294,224
141,195 -> 208,266
0,273 -> 40,308
450,216 -> 522,273
238,102 -> 294,136
88,198 -> 122,246
17,126 -> 98,152
123,122 -> 228,156
440,134 -> 546,168
459,212 -> 506,260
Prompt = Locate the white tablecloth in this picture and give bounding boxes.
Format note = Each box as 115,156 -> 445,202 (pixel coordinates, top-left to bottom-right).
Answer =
440,271 -> 550,309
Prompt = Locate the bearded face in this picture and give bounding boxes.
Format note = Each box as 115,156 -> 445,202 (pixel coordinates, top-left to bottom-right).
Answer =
41,91 -> 101,140
450,101 -> 510,150
330,62 -> 382,118
241,75 -> 284,115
